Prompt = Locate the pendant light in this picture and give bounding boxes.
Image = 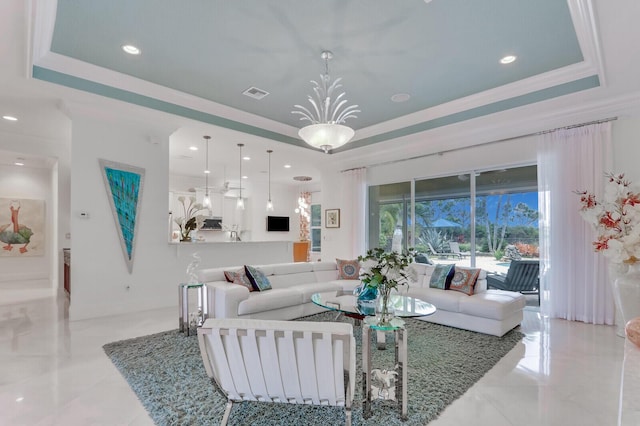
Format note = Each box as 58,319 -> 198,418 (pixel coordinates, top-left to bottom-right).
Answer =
266,149 -> 274,211
202,136 -> 211,209
292,50 -> 360,153
236,143 -> 245,210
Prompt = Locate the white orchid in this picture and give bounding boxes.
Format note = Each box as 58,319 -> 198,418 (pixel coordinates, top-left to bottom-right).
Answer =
577,173 -> 640,263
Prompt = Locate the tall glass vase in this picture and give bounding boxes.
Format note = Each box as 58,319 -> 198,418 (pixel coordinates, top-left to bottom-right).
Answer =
610,262 -> 629,337
376,282 -> 394,327
613,262 -> 640,336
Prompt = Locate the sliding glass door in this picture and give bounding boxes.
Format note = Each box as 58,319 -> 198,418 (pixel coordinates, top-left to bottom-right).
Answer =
367,165 -> 539,273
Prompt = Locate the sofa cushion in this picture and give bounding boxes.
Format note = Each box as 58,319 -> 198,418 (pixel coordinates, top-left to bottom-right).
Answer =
408,263 -> 436,287
197,268 -> 229,283
312,262 -> 339,272
409,287 -> 462,312
336,259 -> 360,280
272,262 -> 314,275
458,290 -> 526,320
237,289 -> 303,315
289,281 -> 342,303
474,270 -> 489,293
269,271 -> 317,289
245,265 -> 272,291
449,267 -> 481,295
429,264 -> 455,289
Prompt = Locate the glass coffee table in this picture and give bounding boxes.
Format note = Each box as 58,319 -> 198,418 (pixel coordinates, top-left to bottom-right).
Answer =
311,290 -> 436,420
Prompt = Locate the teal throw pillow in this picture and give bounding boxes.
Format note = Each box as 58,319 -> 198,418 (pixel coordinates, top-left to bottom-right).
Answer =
244,265 -> 272,291
429,264 -> 455,289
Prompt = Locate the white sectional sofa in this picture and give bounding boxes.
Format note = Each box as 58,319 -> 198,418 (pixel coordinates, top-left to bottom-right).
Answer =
197,262 -> 362,321
401,262 -> 526,337
196,261 -> 526,337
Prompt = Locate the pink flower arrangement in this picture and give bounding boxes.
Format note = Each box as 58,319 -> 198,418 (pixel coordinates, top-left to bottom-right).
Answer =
577,173 -> 640,264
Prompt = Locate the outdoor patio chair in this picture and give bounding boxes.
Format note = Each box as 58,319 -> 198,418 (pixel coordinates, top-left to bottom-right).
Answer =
487,259 -> 540,304
448,242 -> 470,259
428,242 -> 460,259
198,318 -> 356,426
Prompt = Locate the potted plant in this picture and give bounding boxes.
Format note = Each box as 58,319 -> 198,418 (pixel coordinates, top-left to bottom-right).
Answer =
174,196 -> 205,242
357,247 -> 417,326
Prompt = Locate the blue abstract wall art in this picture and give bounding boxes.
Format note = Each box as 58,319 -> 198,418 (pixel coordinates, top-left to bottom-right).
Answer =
99,159 -> 145,273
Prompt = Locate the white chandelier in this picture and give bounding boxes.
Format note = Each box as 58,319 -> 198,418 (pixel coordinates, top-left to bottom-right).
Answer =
292,50 -> 360,154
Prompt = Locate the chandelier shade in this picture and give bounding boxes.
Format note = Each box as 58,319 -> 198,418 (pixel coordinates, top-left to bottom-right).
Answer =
292,50 -> 359,154
298,123 -> 355,153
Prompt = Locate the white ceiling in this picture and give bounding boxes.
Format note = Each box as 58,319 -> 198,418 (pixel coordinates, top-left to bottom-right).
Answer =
2,0 -> 640,185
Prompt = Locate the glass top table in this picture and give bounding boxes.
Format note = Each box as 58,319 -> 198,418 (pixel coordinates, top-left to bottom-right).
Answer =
311,290 -> 436,322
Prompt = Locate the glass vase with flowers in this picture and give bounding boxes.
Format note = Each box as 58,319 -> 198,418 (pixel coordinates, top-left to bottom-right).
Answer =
357,248 -> 417,327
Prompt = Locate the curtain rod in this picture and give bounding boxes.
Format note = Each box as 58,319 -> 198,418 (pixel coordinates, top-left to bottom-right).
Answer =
341,116 -> 618,172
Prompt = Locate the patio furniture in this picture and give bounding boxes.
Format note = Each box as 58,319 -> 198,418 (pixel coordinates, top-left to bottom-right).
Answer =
448,242 -> 470,259
198,317 -> 356,426
487,260 -> 540,304
428,242 -> 460,259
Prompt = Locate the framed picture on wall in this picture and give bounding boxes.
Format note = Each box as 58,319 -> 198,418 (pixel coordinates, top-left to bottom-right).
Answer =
325,209 -> 340,228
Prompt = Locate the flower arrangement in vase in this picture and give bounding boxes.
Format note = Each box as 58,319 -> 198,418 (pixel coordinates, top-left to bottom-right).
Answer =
577,172 -> 640,330
174,196 -> 205,242
357,248 -> 417,326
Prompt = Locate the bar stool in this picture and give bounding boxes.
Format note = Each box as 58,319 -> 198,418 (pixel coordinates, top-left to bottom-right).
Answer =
178,282 -> 208,336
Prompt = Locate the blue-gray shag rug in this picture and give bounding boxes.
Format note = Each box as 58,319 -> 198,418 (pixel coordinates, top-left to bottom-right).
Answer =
103,312 -> 523,425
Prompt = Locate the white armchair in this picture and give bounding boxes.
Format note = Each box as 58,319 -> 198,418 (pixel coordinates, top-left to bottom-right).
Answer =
197,318 -> 356,425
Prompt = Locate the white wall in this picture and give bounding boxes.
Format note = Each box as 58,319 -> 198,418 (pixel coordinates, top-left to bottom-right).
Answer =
613,117 -> 640,182
69,114 -> 295,320
0,165 -> 52,288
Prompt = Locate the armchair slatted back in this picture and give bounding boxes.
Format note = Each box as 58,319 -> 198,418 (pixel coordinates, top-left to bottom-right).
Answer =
505,260 -> 539,292
198,318 -> 355,426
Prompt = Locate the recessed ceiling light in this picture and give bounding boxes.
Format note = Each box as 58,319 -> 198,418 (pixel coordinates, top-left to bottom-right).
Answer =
122,44 -> 141,55
242,175 -> 248,179
500,55 -> 517,64
243,156 -> 251,161
284,164 -> 292,169
204,170 -> 210,174
2,115 -> 18,121
15,397 -> 24,402
391,93 -> 411,103
15,160 -> 24,166
189,146 -> 198,151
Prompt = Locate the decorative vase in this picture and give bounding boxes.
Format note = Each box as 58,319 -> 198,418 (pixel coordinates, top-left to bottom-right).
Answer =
180,235 -> 192,242
609,263 -> 629,337
613,262 -> 640,337
355,283 -> 378,316
375,282 -> 394,327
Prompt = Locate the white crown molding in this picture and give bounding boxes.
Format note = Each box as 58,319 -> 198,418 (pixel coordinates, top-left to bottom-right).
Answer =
333,89 -> 640,172
568,0 -> 607,86
29,0 -> 57,71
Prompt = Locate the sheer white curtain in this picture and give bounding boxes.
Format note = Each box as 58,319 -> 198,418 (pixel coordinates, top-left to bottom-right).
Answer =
342,168 -> 367,257
537,122 -> 614,324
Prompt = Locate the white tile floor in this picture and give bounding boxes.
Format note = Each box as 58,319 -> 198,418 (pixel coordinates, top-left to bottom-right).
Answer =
0,289 -> 637,425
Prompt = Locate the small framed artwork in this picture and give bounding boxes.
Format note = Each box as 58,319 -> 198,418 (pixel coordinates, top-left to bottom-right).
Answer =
325,209 -> 340,228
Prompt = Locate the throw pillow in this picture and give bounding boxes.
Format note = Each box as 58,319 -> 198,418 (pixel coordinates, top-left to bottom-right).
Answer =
449,267 -> 481,295
226,268 -> 253,291
223,270 -> 236,283
429,264 -> 455,289
245,265 -> 272,291
336,258 -> 360,280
